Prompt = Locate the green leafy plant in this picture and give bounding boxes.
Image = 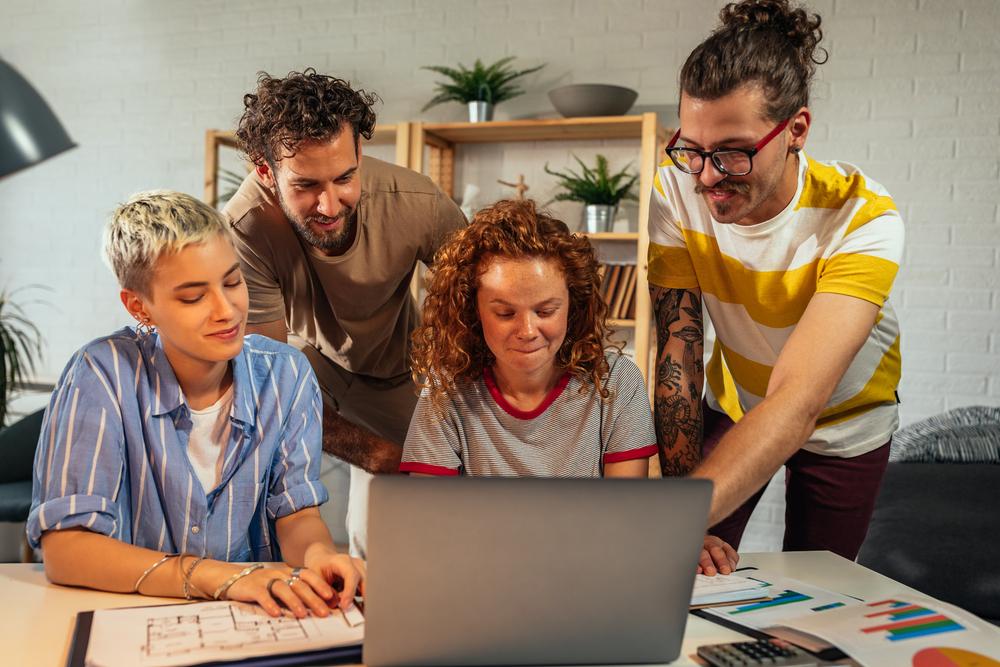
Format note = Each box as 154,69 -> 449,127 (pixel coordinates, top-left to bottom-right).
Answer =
216,167 -> 248,208
0,287 -> 45,427
421,57 -> 544,111
544,154 -> 639,206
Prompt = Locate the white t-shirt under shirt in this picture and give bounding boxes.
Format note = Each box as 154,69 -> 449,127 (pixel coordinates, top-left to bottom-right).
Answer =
400,352 -> 658,477
186,385 -> 234,494
647,153 -> 904,457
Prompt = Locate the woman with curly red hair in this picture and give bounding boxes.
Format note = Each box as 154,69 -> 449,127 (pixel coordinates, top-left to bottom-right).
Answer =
400,199 -> 739,573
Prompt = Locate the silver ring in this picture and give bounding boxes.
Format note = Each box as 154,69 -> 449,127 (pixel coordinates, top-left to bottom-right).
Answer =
290,567 -> 303,578
266,578 -> 281,596
286,575 -> 300,588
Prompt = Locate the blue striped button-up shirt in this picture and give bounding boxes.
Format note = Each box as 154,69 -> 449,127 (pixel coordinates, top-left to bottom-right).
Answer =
27,328 -> 329,561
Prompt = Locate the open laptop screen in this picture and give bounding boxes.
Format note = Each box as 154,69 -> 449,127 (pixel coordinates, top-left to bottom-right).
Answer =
364,477 -> 712,667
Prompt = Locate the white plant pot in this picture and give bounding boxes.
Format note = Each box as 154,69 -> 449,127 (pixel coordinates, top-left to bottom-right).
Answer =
468,101 -> 494,122
583,204 -> 617,233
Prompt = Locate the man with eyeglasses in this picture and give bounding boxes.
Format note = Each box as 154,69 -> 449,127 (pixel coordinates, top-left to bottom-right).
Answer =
647,0 -> 903,562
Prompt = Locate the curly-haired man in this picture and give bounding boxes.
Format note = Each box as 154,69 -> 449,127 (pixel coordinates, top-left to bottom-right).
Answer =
223,69 -> 466,557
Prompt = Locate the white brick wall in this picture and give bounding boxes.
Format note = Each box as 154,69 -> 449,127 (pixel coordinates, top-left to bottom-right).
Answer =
0,0 -> 997,553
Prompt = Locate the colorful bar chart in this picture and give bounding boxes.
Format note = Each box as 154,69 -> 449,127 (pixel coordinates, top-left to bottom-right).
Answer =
861,600 -> 965,642
727,589 -> 813,615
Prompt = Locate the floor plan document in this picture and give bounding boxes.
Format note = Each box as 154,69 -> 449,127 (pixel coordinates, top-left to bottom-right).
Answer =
81,600 -> 364,667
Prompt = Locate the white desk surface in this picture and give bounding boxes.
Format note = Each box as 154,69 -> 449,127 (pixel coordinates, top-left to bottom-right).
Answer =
0,551 -> 920,666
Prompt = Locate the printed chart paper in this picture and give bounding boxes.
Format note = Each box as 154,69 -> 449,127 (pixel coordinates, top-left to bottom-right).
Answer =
701,571 -> 861,630
771,596 -> 1000,667
85,600 -> 364,667
910,647 -> 1000,667
690,572 -> 769,606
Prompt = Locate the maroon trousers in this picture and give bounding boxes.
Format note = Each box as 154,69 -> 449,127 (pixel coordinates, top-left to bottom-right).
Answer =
701,404 -> 890,561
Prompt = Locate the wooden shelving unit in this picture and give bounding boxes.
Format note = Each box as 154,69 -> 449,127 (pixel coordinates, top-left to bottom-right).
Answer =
585,232 -> 640,241
202,123 -> 410,207
409,113 -> 670,382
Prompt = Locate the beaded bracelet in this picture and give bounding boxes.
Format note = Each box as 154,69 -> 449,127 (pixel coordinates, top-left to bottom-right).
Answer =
133,553 -> 176,594
212,563 -> 264,601
182,555 -> 209,600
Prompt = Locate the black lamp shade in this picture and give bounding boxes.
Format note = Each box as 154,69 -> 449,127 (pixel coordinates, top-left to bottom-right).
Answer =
0,59 -> 76,178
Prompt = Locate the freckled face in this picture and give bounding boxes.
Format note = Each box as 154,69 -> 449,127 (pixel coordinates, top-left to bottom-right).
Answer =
476,255 -> 569,381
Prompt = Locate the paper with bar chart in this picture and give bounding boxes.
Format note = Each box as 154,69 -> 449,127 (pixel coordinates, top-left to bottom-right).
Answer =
701,571 -> 861,630
771,596 -> 1000,666
863,600 -> 966,642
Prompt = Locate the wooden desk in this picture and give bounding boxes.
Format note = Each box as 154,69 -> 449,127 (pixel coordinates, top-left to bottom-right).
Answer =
0,551 -> 920,666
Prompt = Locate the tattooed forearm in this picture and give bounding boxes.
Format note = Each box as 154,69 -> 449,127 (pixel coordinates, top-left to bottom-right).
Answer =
321,404 -> 402,474
657,355 -> 682,391
651,286 -> 705,476
654,287 -> 684,333
655,395 -> 703,475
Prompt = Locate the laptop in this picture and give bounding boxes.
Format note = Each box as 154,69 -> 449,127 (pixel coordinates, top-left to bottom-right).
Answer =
363,476 -> 712,666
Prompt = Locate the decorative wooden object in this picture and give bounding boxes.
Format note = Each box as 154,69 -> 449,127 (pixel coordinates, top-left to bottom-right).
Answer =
497,173 -> 530,200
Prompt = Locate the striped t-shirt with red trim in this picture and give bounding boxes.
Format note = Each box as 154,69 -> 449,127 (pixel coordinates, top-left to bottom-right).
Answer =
400,352 -> 657,477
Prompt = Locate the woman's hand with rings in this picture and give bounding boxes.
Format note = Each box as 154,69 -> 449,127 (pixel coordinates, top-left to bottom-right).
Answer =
304,546 -> 366,610
229,565 -> 339,618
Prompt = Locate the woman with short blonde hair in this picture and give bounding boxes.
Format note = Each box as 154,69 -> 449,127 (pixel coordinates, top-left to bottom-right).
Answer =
29,190 -> 364,616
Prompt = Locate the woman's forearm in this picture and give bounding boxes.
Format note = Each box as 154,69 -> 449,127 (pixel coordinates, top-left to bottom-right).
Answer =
40,529 -> 241,598
275,507 -> 338,566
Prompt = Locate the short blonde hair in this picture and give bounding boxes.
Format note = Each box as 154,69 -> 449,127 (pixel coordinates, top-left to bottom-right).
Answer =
104,190 -> 231,295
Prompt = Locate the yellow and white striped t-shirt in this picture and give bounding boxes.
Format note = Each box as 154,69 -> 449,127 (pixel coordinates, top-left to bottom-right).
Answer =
647,153 -> 904,457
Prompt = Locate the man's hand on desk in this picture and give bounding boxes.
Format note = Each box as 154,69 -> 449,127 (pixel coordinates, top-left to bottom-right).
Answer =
697,534 -> 739,576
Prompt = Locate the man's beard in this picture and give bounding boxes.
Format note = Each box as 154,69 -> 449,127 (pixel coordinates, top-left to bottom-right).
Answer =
277,195 -> 357,254
695,179 -> 755,222
290,211 -> 356,254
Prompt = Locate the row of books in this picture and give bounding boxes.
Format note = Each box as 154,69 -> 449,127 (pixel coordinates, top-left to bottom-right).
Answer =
598,263 -> 637,321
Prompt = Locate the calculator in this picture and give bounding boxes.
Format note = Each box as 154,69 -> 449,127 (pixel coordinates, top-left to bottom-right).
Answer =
697,638 -> 821,666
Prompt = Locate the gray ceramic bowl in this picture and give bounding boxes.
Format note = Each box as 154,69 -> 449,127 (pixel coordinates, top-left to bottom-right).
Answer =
548,84 -> 638,117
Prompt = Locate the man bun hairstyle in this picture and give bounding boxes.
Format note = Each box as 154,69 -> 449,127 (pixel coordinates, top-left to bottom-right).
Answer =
680,0 -> 827,121
237,68 -> 380,166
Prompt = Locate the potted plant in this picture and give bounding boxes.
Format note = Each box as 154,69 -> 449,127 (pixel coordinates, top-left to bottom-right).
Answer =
544,154 -> 639,233
215,167 -> 248,209
421,57 -> 544,122
0,287 -> 44,427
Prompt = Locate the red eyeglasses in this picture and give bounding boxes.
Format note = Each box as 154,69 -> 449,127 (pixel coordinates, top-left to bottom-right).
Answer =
665,118 -> 790,176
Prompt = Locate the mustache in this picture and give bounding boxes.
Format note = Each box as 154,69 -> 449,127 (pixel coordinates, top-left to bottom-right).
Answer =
306,211 -> 349,225
695,181 -> 750,196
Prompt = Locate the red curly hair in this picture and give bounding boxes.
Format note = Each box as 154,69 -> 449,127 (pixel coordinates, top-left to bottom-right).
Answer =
411,199 -> 613,409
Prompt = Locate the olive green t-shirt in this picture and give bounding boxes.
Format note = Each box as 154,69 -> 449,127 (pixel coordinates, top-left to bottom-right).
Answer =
223,156 -> 466,379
